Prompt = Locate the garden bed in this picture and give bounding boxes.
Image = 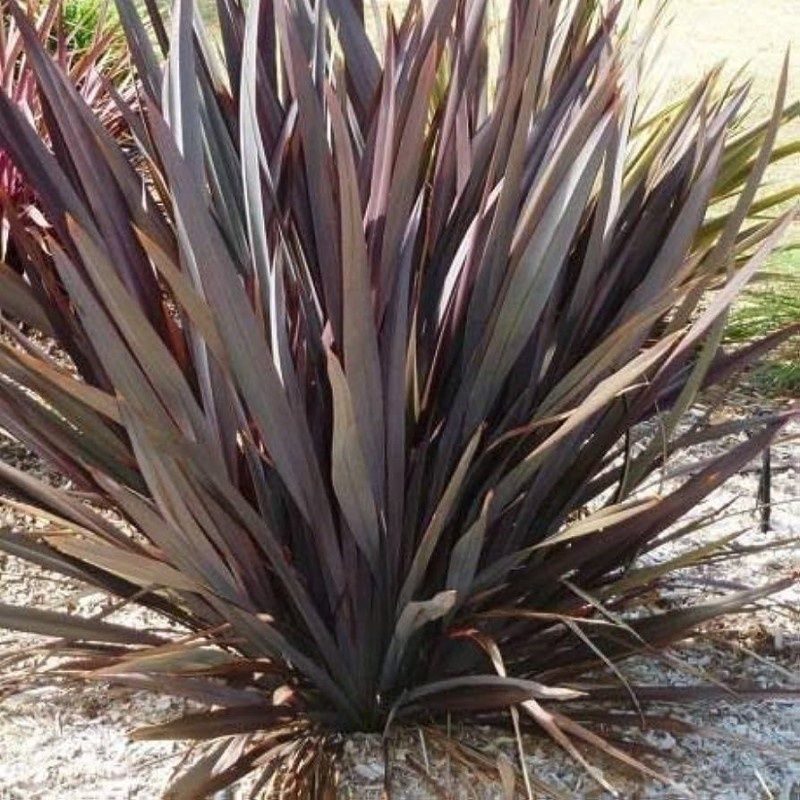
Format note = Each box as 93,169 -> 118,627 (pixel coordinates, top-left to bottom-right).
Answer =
2,414 -> 798,799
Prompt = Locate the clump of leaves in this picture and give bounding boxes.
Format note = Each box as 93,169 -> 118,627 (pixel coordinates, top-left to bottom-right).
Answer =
0,0 -> 798,796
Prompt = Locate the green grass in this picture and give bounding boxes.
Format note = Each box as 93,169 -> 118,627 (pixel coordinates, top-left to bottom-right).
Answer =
44,0 -> 122,60
749,361 -> 800,396
727,248 -> 800,396
727,250 -> 800,341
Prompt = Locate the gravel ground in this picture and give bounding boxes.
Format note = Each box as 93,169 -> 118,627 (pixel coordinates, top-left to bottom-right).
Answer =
0,411 -> 798,799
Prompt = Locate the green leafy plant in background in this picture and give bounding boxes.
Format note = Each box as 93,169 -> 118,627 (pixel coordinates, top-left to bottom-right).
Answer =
57,0 -> 119,53
0,0 -> 798,796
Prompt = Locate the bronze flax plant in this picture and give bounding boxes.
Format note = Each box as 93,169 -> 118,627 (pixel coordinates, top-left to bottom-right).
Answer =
0,0 -> 798,796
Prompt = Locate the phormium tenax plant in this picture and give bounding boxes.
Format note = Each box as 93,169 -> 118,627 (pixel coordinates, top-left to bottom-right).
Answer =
0,0 -> 798,796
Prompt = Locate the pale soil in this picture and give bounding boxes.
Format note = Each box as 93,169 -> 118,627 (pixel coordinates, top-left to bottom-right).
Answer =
662,0 -> 799,117
661,0 -> 800,192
